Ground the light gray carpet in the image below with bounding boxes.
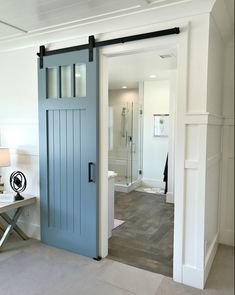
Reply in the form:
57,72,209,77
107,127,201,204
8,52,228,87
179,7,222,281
0,235,234,295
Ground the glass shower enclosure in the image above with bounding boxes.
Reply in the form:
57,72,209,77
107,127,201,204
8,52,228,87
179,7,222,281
108,95,142,191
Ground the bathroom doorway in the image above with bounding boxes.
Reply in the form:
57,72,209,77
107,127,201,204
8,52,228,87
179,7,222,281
107,48,177,276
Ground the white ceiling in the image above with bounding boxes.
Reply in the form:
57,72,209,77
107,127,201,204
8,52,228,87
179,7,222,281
0,0,216,41
108,48,177,89
0,0,233,48
0,0,188,38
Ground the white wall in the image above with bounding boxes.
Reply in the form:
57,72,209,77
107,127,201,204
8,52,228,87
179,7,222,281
219,42,234,246
142,80,169,189
0,47,40,239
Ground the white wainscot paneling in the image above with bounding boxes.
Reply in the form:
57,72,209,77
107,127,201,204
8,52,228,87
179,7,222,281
185,125,199,158
184,169,198,266
185,124,199,168
183,167,207,288
184,123,201,266
204,125,222,255
205,161,220,254
206,125,222,160
224,158,235,234
203,123,222,284
220,124,234,246
183,123,207,289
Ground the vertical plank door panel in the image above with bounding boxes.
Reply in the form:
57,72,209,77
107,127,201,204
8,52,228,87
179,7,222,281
38,49,99,258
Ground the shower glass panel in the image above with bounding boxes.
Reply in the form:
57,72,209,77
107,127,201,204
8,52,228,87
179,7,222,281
131,102,141,183
108,93,141,188
108,102,130,186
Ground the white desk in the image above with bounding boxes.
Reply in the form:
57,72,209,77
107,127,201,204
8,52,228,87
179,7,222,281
0,195,36,248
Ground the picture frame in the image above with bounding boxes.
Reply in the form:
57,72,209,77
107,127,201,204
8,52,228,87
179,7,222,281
153,114,169,137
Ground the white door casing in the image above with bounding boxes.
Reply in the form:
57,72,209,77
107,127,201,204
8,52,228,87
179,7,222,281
99,21,189,284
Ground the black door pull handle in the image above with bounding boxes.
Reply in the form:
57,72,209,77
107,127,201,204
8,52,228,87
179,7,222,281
88,162,95,183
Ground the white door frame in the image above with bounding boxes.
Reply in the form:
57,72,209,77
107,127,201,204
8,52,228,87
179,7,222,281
99,22,189,284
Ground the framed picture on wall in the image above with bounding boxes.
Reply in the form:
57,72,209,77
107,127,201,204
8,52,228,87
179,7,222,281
153,114,169,137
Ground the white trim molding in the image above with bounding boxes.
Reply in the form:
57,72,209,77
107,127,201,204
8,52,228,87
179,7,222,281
184,113,223,125
166,192,174,203
185,160,199,169
184,112,209,125
224,117,234,126
99,20,190,288
182,265,204,289
219,229,234,246
206,153,222,168
204,233,219,285
142,178,165,189
208,114,223,126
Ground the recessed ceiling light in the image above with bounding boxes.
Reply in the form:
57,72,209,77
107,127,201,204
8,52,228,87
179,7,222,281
150,75,156,78
122,86,127,89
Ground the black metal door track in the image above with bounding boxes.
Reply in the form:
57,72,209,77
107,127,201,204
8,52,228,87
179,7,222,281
37,27,180,68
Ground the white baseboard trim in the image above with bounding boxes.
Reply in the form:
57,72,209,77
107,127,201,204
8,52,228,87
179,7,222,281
204,233,219,285
18,221,40,240
219,229,234,246
128,180,141,191
182,265,204,289
142,178,165,189
166,192,174,203
182,234,219,290
114,185,129,193
115,179,142,193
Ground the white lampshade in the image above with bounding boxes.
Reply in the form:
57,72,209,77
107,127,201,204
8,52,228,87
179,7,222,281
0,148,11,167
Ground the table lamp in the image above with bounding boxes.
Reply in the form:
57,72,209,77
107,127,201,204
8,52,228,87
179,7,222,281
0,148,11,194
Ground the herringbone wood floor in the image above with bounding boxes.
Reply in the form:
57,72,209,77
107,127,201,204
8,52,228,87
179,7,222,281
108,190,174,277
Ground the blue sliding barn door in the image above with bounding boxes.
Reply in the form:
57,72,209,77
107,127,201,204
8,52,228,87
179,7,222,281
38,49,99,258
